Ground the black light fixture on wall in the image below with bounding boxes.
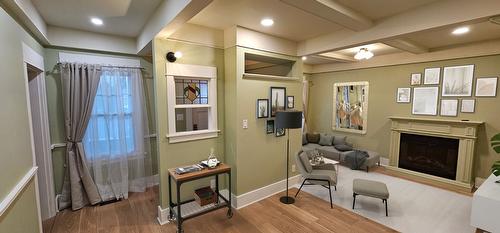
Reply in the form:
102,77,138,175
166,51,183,63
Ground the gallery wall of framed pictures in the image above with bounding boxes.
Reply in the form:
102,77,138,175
396,64,498,117
256,86,296,136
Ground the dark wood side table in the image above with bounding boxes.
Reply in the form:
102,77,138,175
167,163,232,233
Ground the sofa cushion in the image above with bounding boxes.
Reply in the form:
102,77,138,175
302,143,320,152
319,133,333,146
306,133,320,144
302,134,308,145
299,152,313,173
317,146,341,160
334,144,353,152
333,135,347,146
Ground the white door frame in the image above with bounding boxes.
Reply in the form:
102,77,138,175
22,43,56,223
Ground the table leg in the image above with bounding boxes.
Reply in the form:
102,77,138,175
215,174,220,204
176,181,183,233
168,174,173,219
227,171,233,218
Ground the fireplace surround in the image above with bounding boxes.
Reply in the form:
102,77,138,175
388,117,483,191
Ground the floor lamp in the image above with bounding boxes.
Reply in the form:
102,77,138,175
276,110,303,204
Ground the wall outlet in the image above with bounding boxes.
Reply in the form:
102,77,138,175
292,165,296,172
210,179,216,189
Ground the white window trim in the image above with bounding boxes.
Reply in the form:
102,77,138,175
166,63,219,143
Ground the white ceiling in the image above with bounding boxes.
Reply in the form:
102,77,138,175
335,0,440,21
32,0,162,37
188,0,345,41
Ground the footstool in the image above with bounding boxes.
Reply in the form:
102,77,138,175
352,179,390,216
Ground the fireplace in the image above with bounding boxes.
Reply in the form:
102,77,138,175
399,133,459,180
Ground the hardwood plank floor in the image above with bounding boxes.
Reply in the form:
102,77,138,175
44,186,397,233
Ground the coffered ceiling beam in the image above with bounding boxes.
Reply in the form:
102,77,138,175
297,0,500,56
281,0,372,31
317,52,356,62
383,39,428,54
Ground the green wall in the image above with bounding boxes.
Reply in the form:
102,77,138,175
153,38,226,208
308,55,500,179
0,6,41,232
43,48,157,194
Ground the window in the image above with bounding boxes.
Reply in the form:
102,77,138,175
83,68,140,158
166,63,218,143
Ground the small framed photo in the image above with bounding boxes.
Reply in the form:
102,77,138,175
424,67,440,85
266,120,274,134
411,73,422,85
270,87,286,117
256,99,269,118
287,96,294,109
461,99,475,113
396,88,411,103
275,127,285,137
475,77,498,97
440,99,458,117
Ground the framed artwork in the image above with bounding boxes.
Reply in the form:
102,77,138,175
424,67,440,85
275,127,285,137
461,99,476,113
266,120,274,134
412,87,439,115
287,96,294,109
332,82,369,135
440,99,458,116
442,65,474,96
475,77,498,97
270,87,286,117
396,88,411,103
256,99,269,118
410,73,422,85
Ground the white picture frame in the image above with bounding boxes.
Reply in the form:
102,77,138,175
396,88,411,103
475,77,498,97
440,99,458,116
412,87,439,115
461,99,476,113
424,67,440,85
442,65,474,97
410,73,422,86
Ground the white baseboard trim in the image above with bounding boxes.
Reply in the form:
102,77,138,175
220,175,301,210
0,166,38,217
157,205,170,225
380,157,390,166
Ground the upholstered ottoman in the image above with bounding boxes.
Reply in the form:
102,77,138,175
352,179,389,216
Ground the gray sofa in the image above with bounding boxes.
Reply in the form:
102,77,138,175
302,133,380,172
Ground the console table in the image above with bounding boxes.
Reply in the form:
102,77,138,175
168,163,232,233
471,174,500,232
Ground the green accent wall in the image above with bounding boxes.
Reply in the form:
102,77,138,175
0,6,41,232
153,38,226,208
43,48,157,194
308,54,500,179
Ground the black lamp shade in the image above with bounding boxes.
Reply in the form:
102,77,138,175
276,111,303,129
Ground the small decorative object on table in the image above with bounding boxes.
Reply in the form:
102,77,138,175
309,150,324,165
195,186,217,206
207,148,219,169
491,133,500,183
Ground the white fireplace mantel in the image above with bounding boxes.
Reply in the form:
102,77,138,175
388,116,484,191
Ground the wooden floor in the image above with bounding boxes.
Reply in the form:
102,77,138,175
43,186,397,233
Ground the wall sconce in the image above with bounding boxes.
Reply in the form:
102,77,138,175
166,51,183,63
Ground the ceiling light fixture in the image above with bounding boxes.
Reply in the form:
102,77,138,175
301,56,307,61
90,17,103,26
452,26,470,35
260,18,274,27
354,48,374,60
174,51,183,58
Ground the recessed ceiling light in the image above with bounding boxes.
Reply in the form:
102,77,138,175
301,56,307,61
174,51,183,58
91,17,103,26
452,26,469,35
260,18,274,27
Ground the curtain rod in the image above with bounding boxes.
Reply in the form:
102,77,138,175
56,62,145,70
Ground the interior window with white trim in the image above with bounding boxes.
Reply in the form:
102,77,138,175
166,63,218,143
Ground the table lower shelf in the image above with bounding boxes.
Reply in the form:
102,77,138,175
169,195,232,222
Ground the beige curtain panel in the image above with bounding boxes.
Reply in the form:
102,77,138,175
58,63,102,210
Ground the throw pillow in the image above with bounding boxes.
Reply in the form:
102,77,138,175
306,133,320,144
318,133,333,146
299,151,313,173
334,144,353,152
302,134,308,145
333,135,347,146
